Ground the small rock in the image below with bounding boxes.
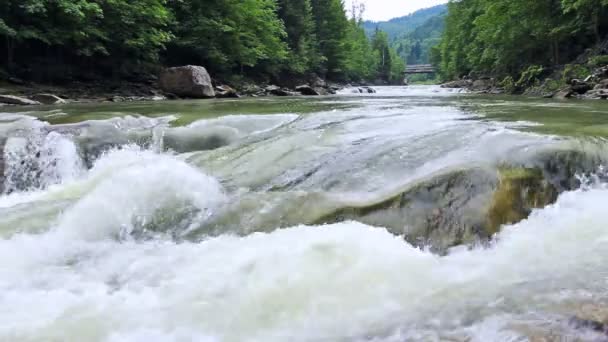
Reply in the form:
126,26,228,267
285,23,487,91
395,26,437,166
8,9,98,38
361,86,376,93
568,317,608,334
7,77,25,85
594,79,608,89
30,94,66,105
584,89,608,99
571,82,592,94
111,96,126,102
0,94,41,105
295,85,320,96
441,79,473,88
215,85,239,98
309,76,326,88
266,86,293,96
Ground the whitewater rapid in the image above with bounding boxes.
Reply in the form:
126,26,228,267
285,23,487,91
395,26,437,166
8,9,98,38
2,86,608,341
0,145,606,341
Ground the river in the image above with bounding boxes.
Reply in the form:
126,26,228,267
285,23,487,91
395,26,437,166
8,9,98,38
1,86,608,341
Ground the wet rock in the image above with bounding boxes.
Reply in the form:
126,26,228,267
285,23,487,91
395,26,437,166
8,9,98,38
310,75,326,88
215,85,239,98
441,79,473,89
584,89,608,99
594,79,608,89
471,79,494,91
554,88,574,99
485,168,558,236
0,95,40,105
30,94,66,105
159,65,215,98
316,165,559,253
570,79,593,94
0,138,4,194
568,317,608,335
361,86,376,93
7,77,25,85
295,85,320,96
266,85,294,96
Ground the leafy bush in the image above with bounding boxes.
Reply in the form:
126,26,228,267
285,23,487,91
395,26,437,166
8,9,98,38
516,65,544,88
562,64,590,81
588,55,608,67
500,76,516,93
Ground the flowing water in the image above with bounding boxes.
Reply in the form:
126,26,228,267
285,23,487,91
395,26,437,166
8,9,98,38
2,86,608,341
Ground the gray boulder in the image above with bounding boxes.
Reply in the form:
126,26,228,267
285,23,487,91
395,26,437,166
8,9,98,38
31,94,66,105
0,95,40,105
159,65,215,98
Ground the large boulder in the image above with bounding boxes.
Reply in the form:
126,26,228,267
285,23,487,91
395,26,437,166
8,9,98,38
159,65,215,98
0,95,40,105
31,94,66,105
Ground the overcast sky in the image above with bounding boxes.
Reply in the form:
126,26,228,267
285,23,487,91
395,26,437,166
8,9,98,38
344,0,449,22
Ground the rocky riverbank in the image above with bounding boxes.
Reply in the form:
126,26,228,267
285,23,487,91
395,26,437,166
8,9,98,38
441,49,608,100
0,65,356,107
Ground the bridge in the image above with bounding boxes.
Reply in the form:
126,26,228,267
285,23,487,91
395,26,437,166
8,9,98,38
404,64,436,74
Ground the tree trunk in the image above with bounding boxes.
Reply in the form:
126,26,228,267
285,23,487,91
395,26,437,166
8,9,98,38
593,12,600,43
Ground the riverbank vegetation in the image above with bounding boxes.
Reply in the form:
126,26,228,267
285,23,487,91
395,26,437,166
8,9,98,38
434,0,608,91
0,0,405,86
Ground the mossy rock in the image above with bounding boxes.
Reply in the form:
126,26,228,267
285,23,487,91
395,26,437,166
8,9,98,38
485,167,558,236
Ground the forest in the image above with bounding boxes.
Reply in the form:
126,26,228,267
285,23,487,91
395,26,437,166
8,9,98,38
0,0,405,85
434,0,608,82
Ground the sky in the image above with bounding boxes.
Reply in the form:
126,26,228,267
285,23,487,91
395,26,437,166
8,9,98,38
344,0,449,22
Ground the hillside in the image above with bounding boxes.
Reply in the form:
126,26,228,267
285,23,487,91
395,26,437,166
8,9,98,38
363,4,447,40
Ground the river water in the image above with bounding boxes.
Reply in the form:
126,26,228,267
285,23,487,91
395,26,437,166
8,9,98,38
2,86,608,341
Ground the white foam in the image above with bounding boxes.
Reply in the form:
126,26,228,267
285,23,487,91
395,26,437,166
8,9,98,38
1,185,608,341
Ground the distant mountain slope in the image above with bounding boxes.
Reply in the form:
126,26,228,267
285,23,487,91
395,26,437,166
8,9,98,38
394,13,446,65
363,4,447,40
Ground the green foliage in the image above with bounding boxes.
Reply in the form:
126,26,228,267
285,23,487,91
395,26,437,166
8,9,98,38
169,0,288,73
435,0,608,81
500,76,516,94
562,64,591,81
0,0,404,83
588,55,608,66
362,5,446,39
516,65,545,88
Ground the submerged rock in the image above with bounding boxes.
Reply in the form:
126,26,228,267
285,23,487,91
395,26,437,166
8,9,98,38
159,65,215,98
0,95,40,106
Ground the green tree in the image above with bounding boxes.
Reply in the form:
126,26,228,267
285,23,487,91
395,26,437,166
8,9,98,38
310,0,349,78
277,0,321,74
167,0,288,74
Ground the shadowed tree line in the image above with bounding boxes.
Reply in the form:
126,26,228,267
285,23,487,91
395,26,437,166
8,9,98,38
0,0,405,84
